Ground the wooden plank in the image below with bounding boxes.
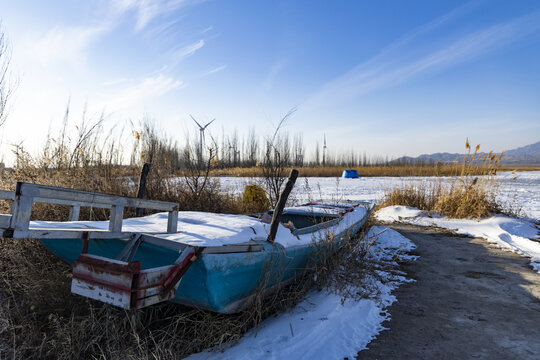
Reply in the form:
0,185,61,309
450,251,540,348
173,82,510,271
135,163,150,217
7,225,262,253
203,243,264,253
0,214,11,228
293,217,341,236
34,197,111,209
140,234,188,251
71,253,138,309
138,265,174,289
116,234,143,262
10,229,133,239
133,287,177,309
76,253,134,266
267,169,299,243
71,278,131,309
0,190,14,201
3,183,180,240
68,205,80,221
73,261,134,289
140,234,264,253
109,205,124,232
10,195,33,231
17,182,178,211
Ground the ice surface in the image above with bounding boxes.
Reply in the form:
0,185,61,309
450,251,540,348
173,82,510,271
218,171,540,219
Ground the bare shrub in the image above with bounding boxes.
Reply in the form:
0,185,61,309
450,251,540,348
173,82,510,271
312,218,380,301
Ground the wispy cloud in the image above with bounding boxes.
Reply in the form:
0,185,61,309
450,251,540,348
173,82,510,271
111,0,202,31
199,64,227,77
171,39,205,64
146,17,185,42
34,24,110,67
105,74,183,111
200,25,213,34
306,9,540,108
102,77,130,86
31,1,207,70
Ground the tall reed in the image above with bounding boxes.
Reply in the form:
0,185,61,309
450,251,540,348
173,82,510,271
381,140,518,218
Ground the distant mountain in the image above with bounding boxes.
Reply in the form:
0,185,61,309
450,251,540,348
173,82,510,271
501,141,540,164
393,141,540,166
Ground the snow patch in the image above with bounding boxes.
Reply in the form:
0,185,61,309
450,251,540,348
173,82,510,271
376,205,540,272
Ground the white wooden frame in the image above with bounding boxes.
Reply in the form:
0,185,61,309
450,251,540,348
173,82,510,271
0,182,179,239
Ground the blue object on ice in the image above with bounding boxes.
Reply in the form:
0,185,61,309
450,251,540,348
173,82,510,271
342,169,359,178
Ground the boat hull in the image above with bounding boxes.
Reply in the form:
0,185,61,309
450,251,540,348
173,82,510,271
40,206,370,313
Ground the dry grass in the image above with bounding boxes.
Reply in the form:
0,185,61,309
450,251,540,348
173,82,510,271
209,163,532,178
380,141,520,218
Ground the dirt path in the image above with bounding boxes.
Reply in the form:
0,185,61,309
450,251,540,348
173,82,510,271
357,224,540,360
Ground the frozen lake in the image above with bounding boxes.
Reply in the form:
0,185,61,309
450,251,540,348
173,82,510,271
217,171,540,219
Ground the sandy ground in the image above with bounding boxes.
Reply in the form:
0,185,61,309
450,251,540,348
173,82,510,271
357,224,540,360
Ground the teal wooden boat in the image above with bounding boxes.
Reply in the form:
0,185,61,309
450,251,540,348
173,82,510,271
0,182,373,314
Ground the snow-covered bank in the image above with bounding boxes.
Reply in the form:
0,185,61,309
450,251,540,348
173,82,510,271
188,226,416,360
376,205,540,272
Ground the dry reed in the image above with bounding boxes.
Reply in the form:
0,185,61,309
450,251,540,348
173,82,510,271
381,140,520,219
209,164,533,178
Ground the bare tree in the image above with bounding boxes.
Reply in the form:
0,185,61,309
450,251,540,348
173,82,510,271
0,23,16,127
246,127,258,167
181,135,217,209
314,140,320,166
292,133,304,167
261,108,296,207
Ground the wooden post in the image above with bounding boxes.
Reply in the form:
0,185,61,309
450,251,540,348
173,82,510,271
267,169,299,244
135,163,151,217
68,205,81,221
109,205,125,232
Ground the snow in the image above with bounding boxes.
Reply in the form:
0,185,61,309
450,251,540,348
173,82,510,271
376,205,540,272
188,226,416,360
30,204,369,249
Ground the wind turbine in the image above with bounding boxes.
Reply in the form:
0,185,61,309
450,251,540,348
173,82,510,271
322,133,327,166
190,115,215,164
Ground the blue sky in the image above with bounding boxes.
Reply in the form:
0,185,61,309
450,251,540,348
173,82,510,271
1,0,539,164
